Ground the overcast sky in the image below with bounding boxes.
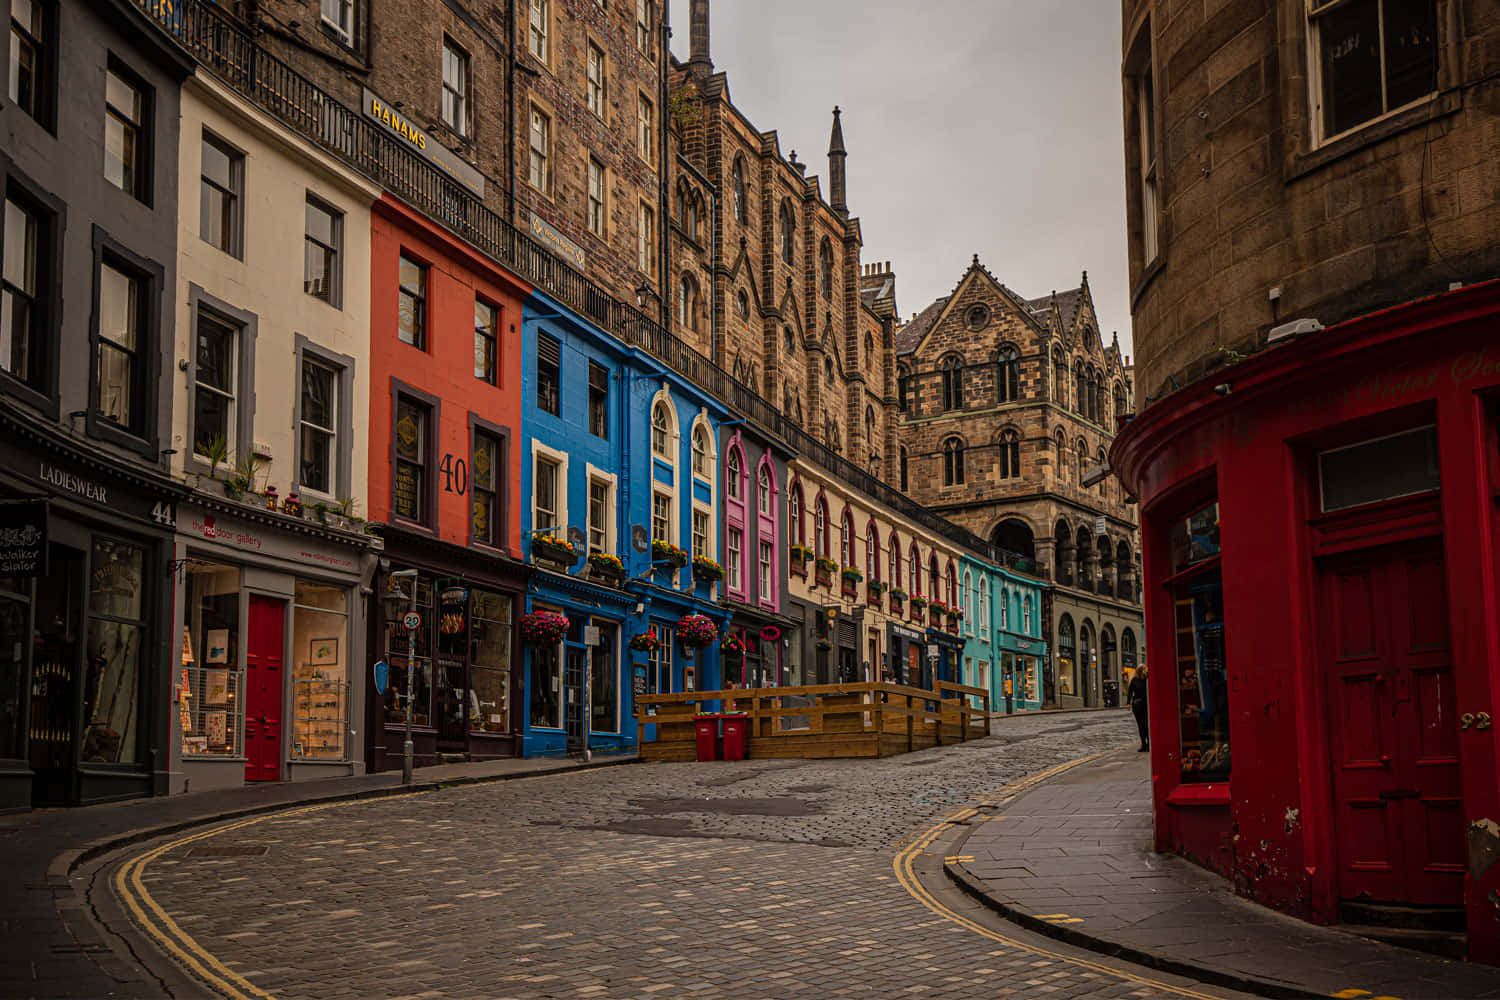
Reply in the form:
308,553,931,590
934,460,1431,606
667,0,1133,358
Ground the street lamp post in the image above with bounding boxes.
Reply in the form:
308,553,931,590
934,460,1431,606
387,568,421,785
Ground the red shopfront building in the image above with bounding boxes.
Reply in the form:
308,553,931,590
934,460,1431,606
1111,281,1500,964
366,195,530,770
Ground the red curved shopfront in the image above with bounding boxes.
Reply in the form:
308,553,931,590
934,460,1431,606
1111,280,1500,965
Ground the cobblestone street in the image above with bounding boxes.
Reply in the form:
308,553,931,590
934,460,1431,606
102,713,1255,999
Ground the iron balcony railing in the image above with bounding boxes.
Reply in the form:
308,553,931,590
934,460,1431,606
135,0,1017,567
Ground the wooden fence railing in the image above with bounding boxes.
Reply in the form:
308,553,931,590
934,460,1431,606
635,682,991,762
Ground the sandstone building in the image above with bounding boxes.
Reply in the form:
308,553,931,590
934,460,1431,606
898,260,1142,708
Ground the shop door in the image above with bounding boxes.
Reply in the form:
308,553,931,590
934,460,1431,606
564,646,587,753
434,658,467,751
30,545,83,806
1321,541,1464,906
244,597,285,782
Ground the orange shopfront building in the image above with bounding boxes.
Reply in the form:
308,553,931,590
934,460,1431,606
365,195,530,770
1112,282,1500,964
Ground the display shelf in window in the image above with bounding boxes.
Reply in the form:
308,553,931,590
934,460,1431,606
293,674,347,760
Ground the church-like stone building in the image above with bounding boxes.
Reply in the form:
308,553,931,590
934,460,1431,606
896,259,1143,708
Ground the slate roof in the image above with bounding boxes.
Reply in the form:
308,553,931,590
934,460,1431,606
894,295,949,354
1025,286,1084,334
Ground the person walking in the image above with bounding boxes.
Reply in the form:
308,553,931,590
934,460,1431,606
1127,666,1149,752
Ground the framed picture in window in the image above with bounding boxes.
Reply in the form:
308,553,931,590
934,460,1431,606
205,669,229,705
310,637,340,666
206,711,228,746
206,628,230,664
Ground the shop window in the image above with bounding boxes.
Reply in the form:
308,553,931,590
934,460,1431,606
84,538,146,763
529,616,563,730
591,623,618,734
181,561,241,758
384,576,433,727
648,631,672,698
104,63,151,203
199,131,242,257
588,362,609,438
469,589,513,734
393,396,431,524
1057,614,1076,698
1168,501,1230,783
1319,424,1439,512
397,253,426,350
471,428,505,547
304,195,343,306
1313,0,1437,141
474,299,498,385
537,333,560,415
291,581,348,760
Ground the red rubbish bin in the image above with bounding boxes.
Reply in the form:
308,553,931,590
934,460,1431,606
694,714,722,762
722,714,749,761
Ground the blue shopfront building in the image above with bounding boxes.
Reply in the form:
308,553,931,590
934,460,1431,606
961,557,1048,713
519,289,728,757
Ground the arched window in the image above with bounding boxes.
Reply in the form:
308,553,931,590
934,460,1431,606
725,446,741,499
1095,448,1108,493
682,189,699,242
1000,586,1010,629
1113,382,1127,428
963,570,974,627
788,481,803,546
928,555,939,601
947,562,958,608
815,496,829,558
941,355,963,411
909,544,921,596
757,465,772,515
1023,595,1032,634
978,576,990,633
1077,439,1088,487
736,288,750,320
899,446,909,492
1074,362,1086,416
678,273,699,332
942,437,965,487
784,326,795,355
692,424,712,479
1052,347,1066,404
897,365,911,412
998,429,1020,480
865,331,874,360
824,356,834,382
997,346,1020,403
731,156,747,223
864,405,876,449
651,400,671,457
889,531,901,588
867,526,880,581
779,202,794,264
819,239,834,299
840,510,853,566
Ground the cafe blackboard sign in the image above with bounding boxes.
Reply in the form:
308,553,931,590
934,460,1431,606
0,499,47,579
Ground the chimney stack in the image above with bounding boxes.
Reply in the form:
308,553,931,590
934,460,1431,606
828,107,847,217
689,0,712,76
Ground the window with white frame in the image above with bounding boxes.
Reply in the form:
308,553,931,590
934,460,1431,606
1000,587,1009,630
757,466,772,515
441,38,468,136
652,489,672,544
726,526,742,587
840,513,853,567
909,548,920,595
963,571,975,634
651,401,671,457
637,93,654,164
321,0,353,40
726,448,742,500
638,201,655,276
691,506,711,560
529,106,550,192
534,454,561,532
587,42,606,117
888,536,899,589
635,0,652,53
866,528,878,581
1023,595,1032,635
587,476,612,554
529,0,548,61
587,157,606,236
193,308,238,461
758,540,773,596
1311,0,1437,141
978,577,990,636
1136,61,1158,263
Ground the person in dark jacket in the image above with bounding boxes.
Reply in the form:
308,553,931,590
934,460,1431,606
1127,666,1149,751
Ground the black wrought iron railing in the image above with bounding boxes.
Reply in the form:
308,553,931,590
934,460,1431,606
135,0,1020,567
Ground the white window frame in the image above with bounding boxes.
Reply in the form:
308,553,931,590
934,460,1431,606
530,439,570,535
963,570,975,637
725,523,742,589
585,464,616,555
1022,595,1032,636
587,157,606,237
586,42,606,117
297,354,339,500
978,576,990,638
638,201,655,276
1000,586,1009,631
1136,67,1158,264
635,0,652,54
1307,0,1441,147
529,105,550,193
652,487,674,545
637,93,654,164
321,0,353,41
529,0,549,62
758,539,773,597
441,38,468,137
651,400,673,459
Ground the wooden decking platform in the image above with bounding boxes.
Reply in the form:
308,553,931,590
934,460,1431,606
636,681,991,762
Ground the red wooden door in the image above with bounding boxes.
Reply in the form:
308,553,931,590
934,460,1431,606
244,596,286,782
1321,541,1464,905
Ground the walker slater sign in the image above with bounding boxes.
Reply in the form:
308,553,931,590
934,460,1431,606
0,500,47,579
361,88,486,196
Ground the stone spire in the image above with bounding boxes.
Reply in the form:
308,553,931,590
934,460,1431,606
828,107,847,217
688,0,712,76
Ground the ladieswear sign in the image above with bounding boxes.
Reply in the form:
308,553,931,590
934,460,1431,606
0,499,47,578
362,89,486,197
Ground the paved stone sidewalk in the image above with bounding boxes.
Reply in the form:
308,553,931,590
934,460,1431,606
951,751,1500,1000
0,752,636,999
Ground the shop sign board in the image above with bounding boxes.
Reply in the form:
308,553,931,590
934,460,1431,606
632,665,647,700
361,88,486,196
0,499,47,578
528,214,587,271
0,434,172,527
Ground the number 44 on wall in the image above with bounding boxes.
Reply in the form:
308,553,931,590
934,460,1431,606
151,502,176,527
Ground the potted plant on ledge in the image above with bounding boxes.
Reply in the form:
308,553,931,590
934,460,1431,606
814,557,837,588
909,595,928,622
888,586,907,613
840,566,863,597
867,578,888,606
532,531,580,568
692,555,725,585
587,552,628,585
789,543,813,576
652,539,690,569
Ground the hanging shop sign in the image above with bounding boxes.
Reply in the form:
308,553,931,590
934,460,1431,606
372,659,389,696
0,499,47,578
361,88,486,196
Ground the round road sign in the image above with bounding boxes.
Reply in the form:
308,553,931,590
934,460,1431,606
402,611,421,631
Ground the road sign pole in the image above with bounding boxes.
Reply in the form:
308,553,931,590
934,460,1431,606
403,587,417,785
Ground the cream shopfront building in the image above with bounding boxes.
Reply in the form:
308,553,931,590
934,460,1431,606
170,499,377,792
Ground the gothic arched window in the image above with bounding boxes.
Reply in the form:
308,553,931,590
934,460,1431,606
940,355,963,411
678,273,699,332
779,201,795,264
998,429,1020,479
997,346,1020,404
731,156,747,223
942,437,965,487
819,239,834,299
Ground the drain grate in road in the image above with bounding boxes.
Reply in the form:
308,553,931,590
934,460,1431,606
186,844,269,858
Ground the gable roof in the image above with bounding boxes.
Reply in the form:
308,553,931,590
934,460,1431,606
894,295,949,354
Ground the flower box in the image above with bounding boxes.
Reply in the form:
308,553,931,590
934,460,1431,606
888,588,906,613
587,552,628,585
692,556,724,583
652,540,690,568
532,533,580,567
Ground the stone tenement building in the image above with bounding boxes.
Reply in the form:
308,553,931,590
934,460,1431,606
897,260,1141,708
247,0,899,471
